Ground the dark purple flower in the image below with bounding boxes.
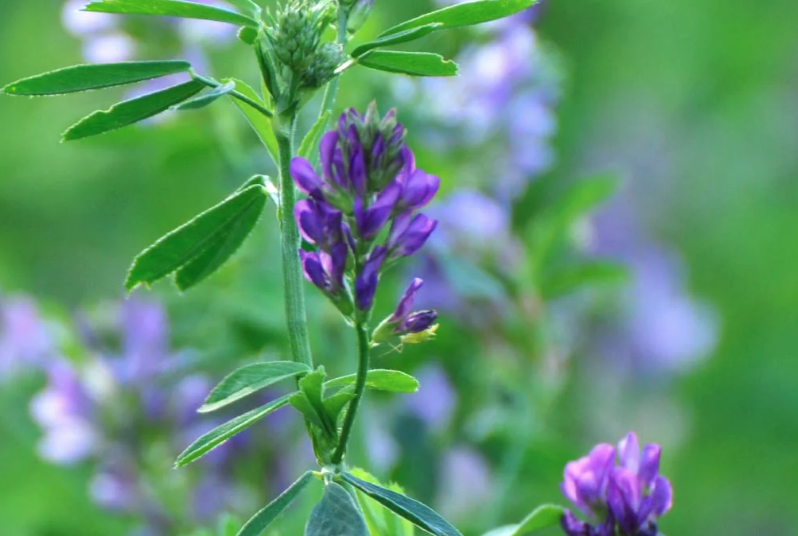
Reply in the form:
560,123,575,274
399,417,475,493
390,278,424,322
355,181,400,240
355,246,387,310
291,158,326,199
295,199,346,254
388,213,438,258
296,106,440,316
561,433,672,536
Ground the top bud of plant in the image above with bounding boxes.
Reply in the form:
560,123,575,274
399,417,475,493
267,1,334,72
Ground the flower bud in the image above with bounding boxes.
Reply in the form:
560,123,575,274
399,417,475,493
301,43,346,90
267,1,332,72
343,0,374,34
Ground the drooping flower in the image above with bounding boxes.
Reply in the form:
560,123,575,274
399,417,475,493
291,104,441,334
372,278,438,343
560,432,673,536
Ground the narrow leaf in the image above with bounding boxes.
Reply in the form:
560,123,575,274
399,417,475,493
359,51,458,77
298,110,332,160
63,79,204,140
229,78,279,164
381,0,537,37
176,393,292,467
174,189,266,290
220,0,261,19
237,472,315,536
509,505,566,536
349,469,415,536
176,80,236,110
125,183,267,291
199,362,310,413
343,473,463,536
351,23,442,58
324,370,419,394
84,0,258,27
305,483,369,536
2,60,191,96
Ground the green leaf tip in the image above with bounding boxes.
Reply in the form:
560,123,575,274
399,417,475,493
84,0,259,28
343,473,463,536
359,51,459,77
62,79,205,141
2,60,193,96
125,181,267,293
381,0,538,37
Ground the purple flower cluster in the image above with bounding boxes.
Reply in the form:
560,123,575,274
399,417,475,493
561,432,673,536
291,105,440,338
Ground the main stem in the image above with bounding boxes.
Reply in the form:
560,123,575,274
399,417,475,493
276,110,313,368
332,321,370,464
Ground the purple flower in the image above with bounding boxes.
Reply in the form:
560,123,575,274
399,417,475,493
560,433,673,536
294,106,440,318
388,213,438,258
355,246,387,311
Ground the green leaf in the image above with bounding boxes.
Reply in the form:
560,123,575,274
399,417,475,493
358,51,458,77
218,514,240,536
351,24,443,59
323,390,355,425
349,469,415,536
381,0,537,37
173,189,267,290
298,110,332,160
175,80,236,110
305,483,369,536
199,361,311,413
297,367,336,435
238,472,315,536
506,505,567,536
84,0,258,27
229,78,279,164
540,262,628,300
125,183,267,291
176,393,292,467
63,79,204,140
324,370,419,394
1,60,191,96
289,392,326,429
342,473,463,536
220,0,261,19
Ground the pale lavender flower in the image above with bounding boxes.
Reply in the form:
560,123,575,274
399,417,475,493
438,447,493,520
0,293,58,376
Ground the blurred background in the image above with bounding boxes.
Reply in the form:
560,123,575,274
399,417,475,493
1,0,797,535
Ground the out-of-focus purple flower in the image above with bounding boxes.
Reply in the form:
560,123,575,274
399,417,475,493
292,105,440,324
588,198,718,373
30,360,99,464
405,364,457,430
0,293,58,376
560,432,672,536
438,447,493,520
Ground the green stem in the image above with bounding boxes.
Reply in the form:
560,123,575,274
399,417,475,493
192,73,273,117
312,6,349,162
332,321,370,464
275,110,313,368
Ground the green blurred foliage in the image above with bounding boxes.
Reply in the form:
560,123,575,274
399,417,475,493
1,0,797,535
